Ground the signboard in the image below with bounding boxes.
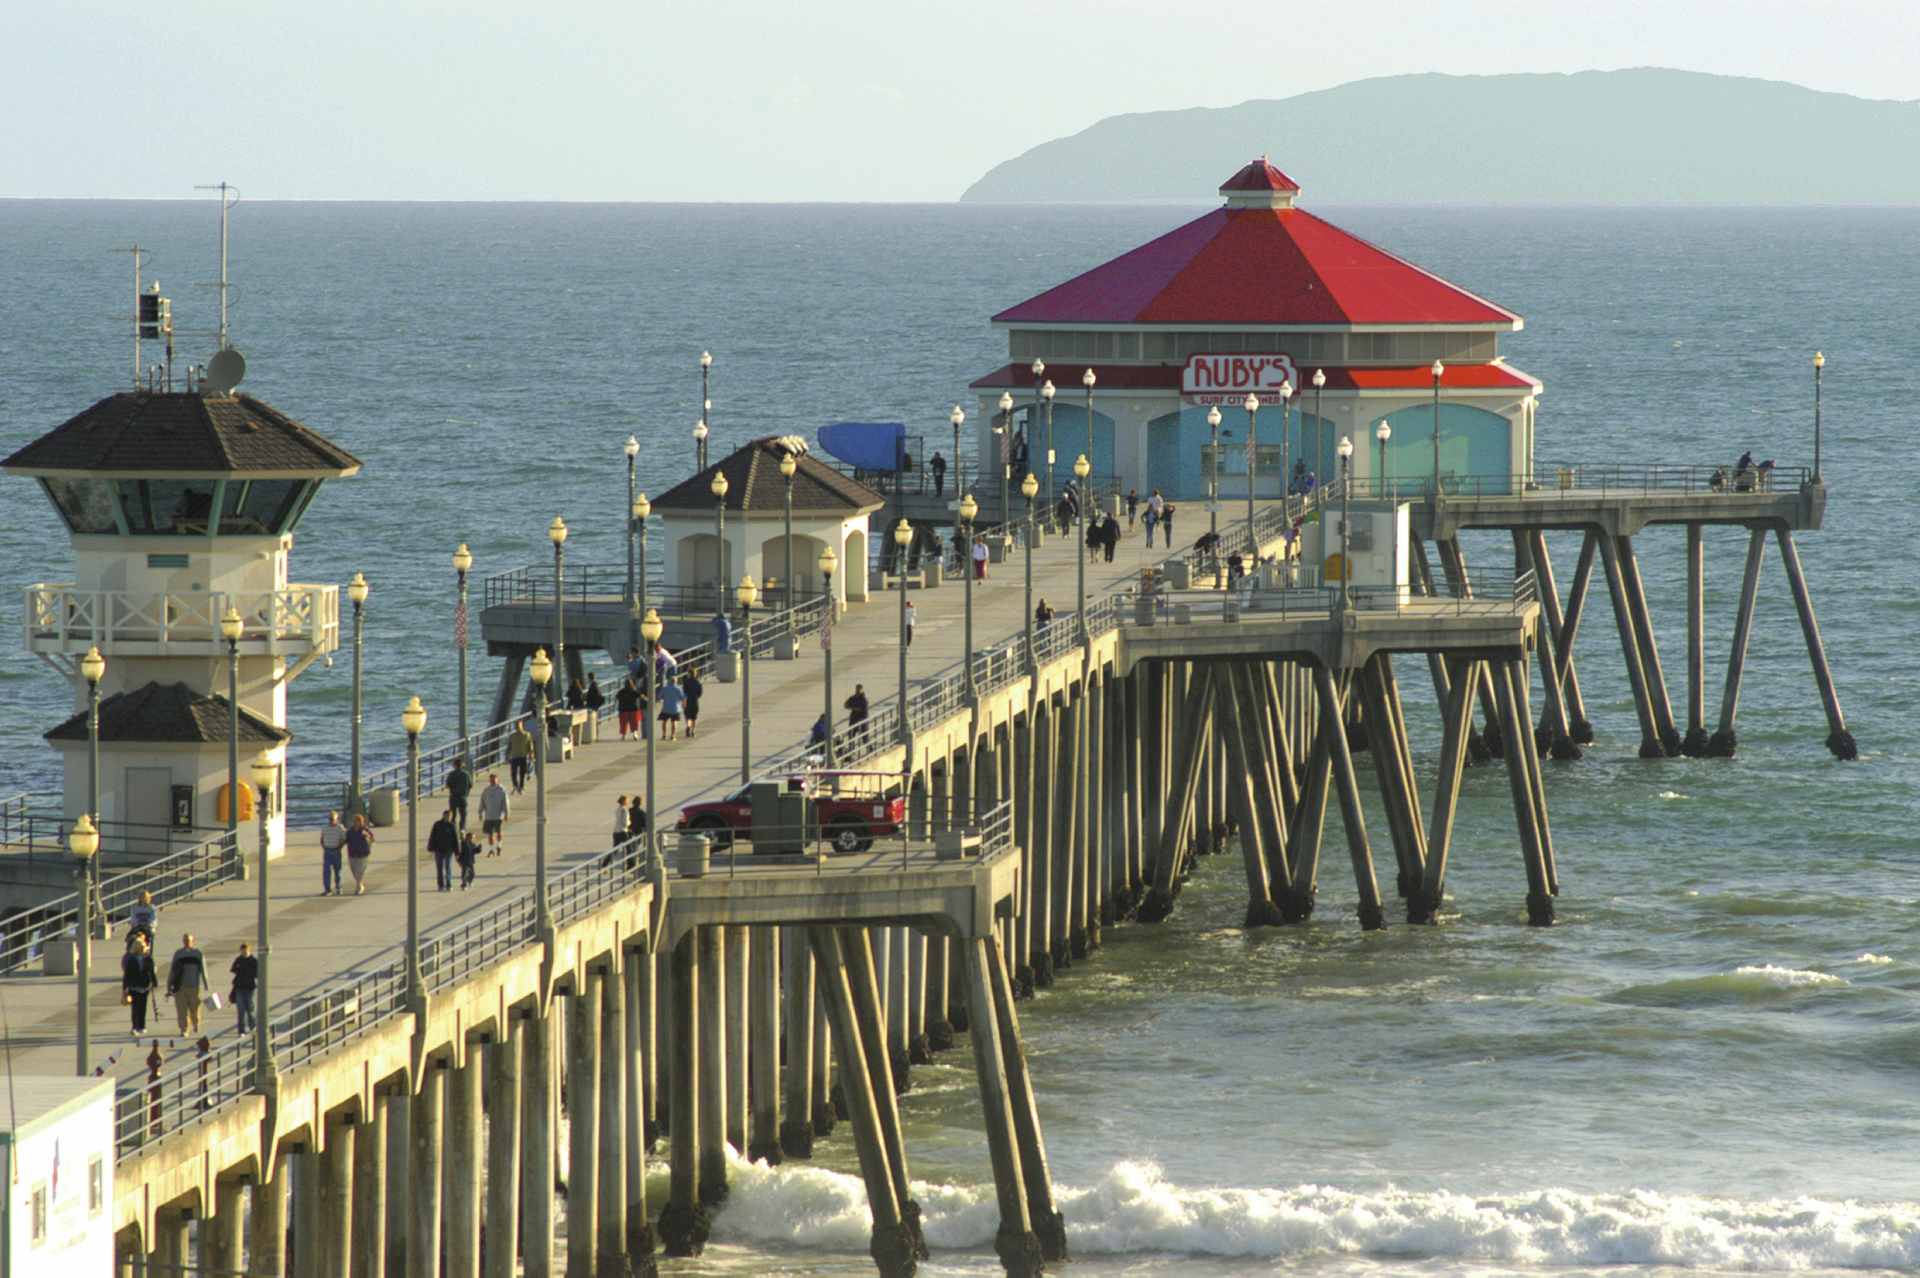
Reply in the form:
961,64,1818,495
1181,352,1299,404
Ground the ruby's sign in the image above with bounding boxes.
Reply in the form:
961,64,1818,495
1181,352,1299,403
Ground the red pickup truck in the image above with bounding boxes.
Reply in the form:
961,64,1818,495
676,772,907,854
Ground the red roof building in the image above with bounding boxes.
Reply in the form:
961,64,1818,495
968,159,1541,503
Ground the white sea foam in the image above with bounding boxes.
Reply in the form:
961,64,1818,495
703,1158,1920,1269
1850,954,1893,966
1732,964,1847,988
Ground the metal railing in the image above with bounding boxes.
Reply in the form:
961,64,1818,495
115,1036,256,1153
23,584,339,653
1337,463,1812,501
1,830,240,974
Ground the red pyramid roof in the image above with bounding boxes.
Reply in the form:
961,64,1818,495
1219,157,1299,194
992,205,1520,329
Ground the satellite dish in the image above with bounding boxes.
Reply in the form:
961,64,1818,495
206,348,246,395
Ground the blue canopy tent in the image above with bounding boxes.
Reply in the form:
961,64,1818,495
817,422,906,472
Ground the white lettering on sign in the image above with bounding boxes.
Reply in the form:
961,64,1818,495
1181,352,1299,402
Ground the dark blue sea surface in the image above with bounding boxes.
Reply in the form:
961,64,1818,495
3,200,1918,1274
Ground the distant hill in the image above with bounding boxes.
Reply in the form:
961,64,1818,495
959,69,1920,204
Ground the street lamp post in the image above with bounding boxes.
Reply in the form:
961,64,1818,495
633,493,651,658
699,351,713,471
625,435,641,655
1337,436,1354,613
642,610,663,870
81,646,105,929
1074,454,1091,645
549,517,568,705
1430,359,1444,493
222,606,243,846
1021,474,1039,671
1031,359,1046,494
694,418,709,476
1813,351,1826,483
781,450,798,637
1082,369,1096,502
1207,407,1223,587
1243,392,1260,553
453,546,472,747
959,494,978,703
1042,381,1056,497
950,405,964,501
711,472,730,622
738,575,758,785
69,815,98,1075
403,697,426,1006
998,392,1015,527
818,548,838,768
1376,419,1392,498
529,649,554,934
1312,368,1326,490
893,522,913,752
249,752,279,1087
1279,379,1293,503
347,574,368,819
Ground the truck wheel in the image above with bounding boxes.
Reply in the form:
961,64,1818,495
826,813,871,854
689,813,733,850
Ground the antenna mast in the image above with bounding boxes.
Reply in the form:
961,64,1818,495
194,182,241,350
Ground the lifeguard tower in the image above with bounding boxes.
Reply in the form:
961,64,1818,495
5,342,361,863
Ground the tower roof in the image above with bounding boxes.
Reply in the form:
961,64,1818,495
992,161,1520,329
44,682,292,746
3,390,363,479
652,436,885,515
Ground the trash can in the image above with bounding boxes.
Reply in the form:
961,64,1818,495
715,651,741,683
1558,467,1575,490
677,832,711,878
1134,597,1157,626
368,787,400,828
1166,559,1191,590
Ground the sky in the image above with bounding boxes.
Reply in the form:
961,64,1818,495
5,0,1916,203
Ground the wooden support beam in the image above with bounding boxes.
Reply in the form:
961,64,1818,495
658,933,708,1257
807,928,917,1278
986,935,1068,1265
1710,528,1768,757
1595,531,1667,758
1683,523,1708,756
1493,659,1556,925
840,929,929,1265
960,937,1043,1278
1616,534,1682,755
1774,529,1858,760
1518,531,1580,759
1313,666,1385,930
1413,657,1478,923
1215,664,1280,926
1140,663,1215,922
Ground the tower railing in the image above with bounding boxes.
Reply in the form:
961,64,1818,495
22,584,340,654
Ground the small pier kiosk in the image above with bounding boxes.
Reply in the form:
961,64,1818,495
5,365,361,864
970,158,1541,504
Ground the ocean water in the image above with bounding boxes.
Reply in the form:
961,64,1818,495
4,199,1919,1275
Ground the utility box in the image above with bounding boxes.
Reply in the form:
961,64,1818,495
1,1077,114,1274
750,781,813,855
1300,502,1411,602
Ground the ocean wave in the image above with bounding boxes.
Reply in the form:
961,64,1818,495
702,1158,1920,1269
1608,965,1849,1008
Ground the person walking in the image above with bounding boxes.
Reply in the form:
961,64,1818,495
615,677,642,741
845,684,869,726
682,667,703,738
456,826,479,889
345,814,375,894
904,601,917,648
613,797,631,850
628,793,647,843
658,677,686,740
973,536,989,581
1126,488,1139,529
477,773,510,856
1035,598,1055,628
428,807,460,891
127,888,158,949
121,933,157,1038
319,811,347,895
931,451,947,496
230,942,258,1035
506,718,535,793
446,756,473,828
1085,515,1103,564
167,933,208,1036
1102,512,1121,562
1143,496,1160,548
